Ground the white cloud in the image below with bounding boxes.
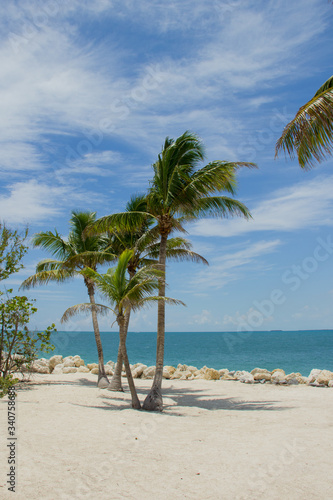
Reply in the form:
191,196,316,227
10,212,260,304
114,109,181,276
192,239,281,289
191,175,333,238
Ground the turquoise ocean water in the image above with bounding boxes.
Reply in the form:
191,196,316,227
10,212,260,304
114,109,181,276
45,330,333,376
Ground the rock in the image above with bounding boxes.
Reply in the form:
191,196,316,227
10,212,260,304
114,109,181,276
285,373,299,385
219,369,229,377
239,372,254,384
179,370,193,380
203,368,220,380
177,364,189,372
221,374,235,381
316,370,333,386
233,371,247,380
271,368,286,376
187,366,198,374
163,366,176,379
132,364,147,379
271,371,286,384
142,366,156,379
253,372,271,382
52,363,64,374
90,368,99,375
63,367,78,374
308,369,322,384
104,365,114,376
87,363,98,371
48,355,63,372
328,380,333,387
77,366,90,373
228,371,235,376
63,357,75,367
251,368,272,376
106,360,115,368
73,355,85,367
170,369,182,379
31,359,50,374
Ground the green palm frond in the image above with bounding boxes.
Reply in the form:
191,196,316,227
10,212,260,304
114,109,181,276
275,75,333,168
32,230,70,261
20,268,73,289
182,195,251,220
130,296,186,312
61,302,112,323
84,211,155,238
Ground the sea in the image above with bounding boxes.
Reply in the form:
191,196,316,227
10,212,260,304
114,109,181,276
44,330,333,376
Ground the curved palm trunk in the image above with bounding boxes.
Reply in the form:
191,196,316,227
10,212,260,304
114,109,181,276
108,307,131,392
143,233,167,411
85,279,109,388
117,314,141,409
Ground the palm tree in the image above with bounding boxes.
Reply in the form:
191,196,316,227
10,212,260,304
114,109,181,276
275,75,333,168
61,249,184,409
20,211,117,388
105,195,208,392
85,131,255,410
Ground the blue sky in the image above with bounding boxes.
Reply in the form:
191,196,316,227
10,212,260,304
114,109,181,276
1,0,333,333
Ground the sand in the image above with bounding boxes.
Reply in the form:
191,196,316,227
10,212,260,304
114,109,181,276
0,373,332,500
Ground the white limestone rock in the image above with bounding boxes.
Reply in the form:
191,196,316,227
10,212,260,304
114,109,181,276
203,368,220,380
271,371,286,384
90,368,99,375
63,367,78,374
104,365,114,376
73,355,85,367
316,370,333,386
239,372,254,384
52,363,65,374
308,369,322,384
142,366,156,379
163,366,176,379
251,368,272,381
63,357,75,368
132,364,147,379
87,363,98,371
219,369,229,378
328,380,333,387
106,360,115,368
77,366,90,373
48,355,63,372
285,373,299,385
31,358,50,374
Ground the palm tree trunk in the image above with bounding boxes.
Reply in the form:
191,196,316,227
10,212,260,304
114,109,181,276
142,233,167,411
85,279,109,388
108,307,131,392
117,314,141,409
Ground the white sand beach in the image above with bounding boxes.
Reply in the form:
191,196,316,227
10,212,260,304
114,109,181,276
1,373,333,500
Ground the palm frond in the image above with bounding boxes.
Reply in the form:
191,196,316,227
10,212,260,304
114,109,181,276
84,211,155,238
20,269,73,289
32,230,70,260
130,295,186,312
275,76,333,168
61,302,112,323
181,196,251,220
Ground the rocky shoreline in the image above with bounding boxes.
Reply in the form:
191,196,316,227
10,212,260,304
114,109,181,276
26,355,333,387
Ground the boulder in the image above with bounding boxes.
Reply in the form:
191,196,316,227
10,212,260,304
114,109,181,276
187,366,198,374
316,370,333,386
31,359,50,374
271,368,286,376
48,355,63,372
170,369,182,379
239,372,254,384
52,363,64,374
221,374,235,381
77,366,90,373
328,380,333,388
63,367,78,374
203,368,220,381
106,360,115,368
271,371,286,384
132,364,147,379
219,369,229,377
63,357,75,368
285,373,299,385
90,368,99,375
253,371,271,382
251,368,272,376
163,366,176,379
233,371,247,380
87,363,98,371
142,366,156,379
104,365,114,376
179,370,194,380
73,355,85,367
177,364,189,372
308,369,322,384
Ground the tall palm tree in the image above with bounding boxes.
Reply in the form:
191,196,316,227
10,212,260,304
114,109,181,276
275,75,333,168
20,211,117,388
85,131,255,410
61,249,184,409
106,195,208,392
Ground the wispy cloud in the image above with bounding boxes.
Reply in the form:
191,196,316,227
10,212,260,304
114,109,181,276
191,239,281,289
191,175,333,238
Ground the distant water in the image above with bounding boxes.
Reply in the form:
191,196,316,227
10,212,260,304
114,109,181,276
42,330,333,376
